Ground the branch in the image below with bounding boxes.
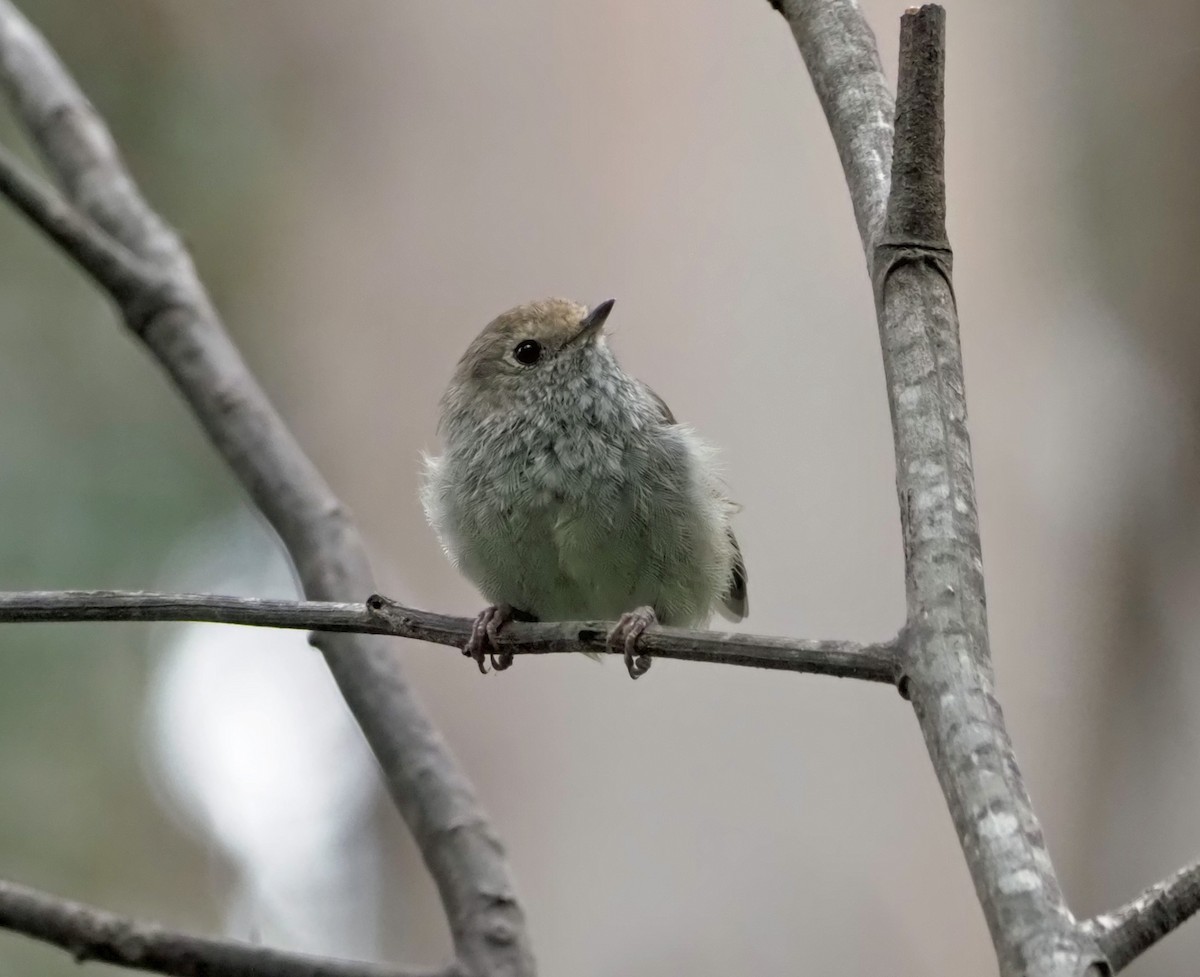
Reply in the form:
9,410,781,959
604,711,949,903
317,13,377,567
771,0,894,257
1085,859,1200,972
774,4,1109,974
875,10,1104,976
0,591,901,682
0,879,453,977
0,4,533,974
0,142,158,307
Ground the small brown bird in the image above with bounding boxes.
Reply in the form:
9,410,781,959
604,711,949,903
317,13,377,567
422,298,747,678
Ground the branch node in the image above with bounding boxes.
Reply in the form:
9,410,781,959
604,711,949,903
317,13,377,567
871,239,955,307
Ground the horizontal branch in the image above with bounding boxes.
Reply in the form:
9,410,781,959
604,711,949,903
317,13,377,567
0,590,900,682
1085,858,1200,972
0,878,453,977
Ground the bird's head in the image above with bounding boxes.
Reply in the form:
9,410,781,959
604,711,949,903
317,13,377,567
444,298,617,417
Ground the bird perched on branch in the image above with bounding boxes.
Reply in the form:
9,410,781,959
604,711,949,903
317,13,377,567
422,298,747,679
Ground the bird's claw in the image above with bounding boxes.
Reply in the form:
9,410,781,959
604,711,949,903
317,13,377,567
488,610,514,672
464,604,517,673
608,605,657,679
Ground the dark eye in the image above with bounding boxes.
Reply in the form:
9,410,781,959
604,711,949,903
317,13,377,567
513,339,543,365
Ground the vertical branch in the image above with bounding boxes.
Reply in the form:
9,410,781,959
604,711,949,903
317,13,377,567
771,0,1122,972
875,8,1104,976
0,4,533,976
882,8,945,246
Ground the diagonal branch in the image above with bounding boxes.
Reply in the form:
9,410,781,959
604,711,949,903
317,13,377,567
0,3,534,975
0,879,454,977
0,142,157,305
773,0,894,258
0,590,902,682
1085,859,1200,972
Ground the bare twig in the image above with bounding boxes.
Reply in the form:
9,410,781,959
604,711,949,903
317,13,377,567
0,590,901,682
0,3,534,974
0,879,454,977
1085,859,1200,972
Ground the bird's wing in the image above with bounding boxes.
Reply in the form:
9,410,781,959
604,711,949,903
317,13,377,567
642,382,748,622
718,529,749,622
643,383,677,425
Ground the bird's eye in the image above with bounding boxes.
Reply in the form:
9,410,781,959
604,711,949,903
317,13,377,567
513,339,543,366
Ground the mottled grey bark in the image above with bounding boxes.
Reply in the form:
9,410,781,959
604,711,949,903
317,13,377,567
775,0,893,258
0,4,533,976
0,590,901,681
776,3,1109,975
873,12,1104,977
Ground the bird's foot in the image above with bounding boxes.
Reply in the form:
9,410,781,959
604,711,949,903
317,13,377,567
608,605,657,680
464,604,514,673
464,604,536,673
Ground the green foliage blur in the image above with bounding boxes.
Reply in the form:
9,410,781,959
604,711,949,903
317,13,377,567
0,2,285,971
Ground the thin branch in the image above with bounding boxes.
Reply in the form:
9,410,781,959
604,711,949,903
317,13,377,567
0,3,534,974
0,879,454,977
1085,859,1200,972
0,590,901,682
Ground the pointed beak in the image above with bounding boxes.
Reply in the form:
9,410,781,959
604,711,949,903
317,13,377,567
568,299,615,347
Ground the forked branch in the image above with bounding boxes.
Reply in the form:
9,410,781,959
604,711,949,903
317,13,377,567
878,9,1102,975
773,3,1103,975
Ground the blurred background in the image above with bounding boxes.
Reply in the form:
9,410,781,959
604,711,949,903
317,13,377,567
0,1,1197,974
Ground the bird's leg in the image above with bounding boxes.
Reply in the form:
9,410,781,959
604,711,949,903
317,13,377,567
463,604,536,673
464,604,511,674
608,605,658,679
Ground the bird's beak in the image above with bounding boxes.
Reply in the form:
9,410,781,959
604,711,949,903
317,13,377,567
568,299,615,347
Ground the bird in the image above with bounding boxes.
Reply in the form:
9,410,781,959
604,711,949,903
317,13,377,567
421,298,747,679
